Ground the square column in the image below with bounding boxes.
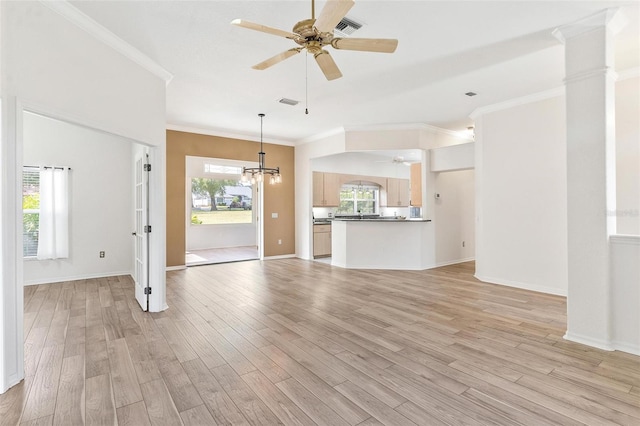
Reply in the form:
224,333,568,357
553,9,626,350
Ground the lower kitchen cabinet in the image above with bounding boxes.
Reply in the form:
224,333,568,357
313,224,332,258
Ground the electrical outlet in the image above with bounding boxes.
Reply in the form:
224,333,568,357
278,239,282,245
99,251,105,258
462,241,465,248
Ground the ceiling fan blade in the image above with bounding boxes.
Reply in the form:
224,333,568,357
231,19,298,39
252,48,302,70
314,0,355,34
331,37,398,53
314,50,342,81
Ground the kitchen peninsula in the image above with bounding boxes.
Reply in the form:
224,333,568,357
331,217,434,270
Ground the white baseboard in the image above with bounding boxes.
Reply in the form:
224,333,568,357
24,270,133,286
1,374,23,394
264,254,296,260
474,274,567,296
611,340,640,356
434,257,475,268
166,265,187,271
564,332,640,355
564,332,614,352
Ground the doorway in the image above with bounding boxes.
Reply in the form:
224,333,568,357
185,156,259,266
21,111,152,313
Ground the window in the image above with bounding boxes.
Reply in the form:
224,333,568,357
191,178,253,225
23,168,40,257
337,184,379,215
204,164,243,175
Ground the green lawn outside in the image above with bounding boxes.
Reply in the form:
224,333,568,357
191,209,252,225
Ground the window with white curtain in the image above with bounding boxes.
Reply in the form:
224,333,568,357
22,166,70,260
38,167,70,259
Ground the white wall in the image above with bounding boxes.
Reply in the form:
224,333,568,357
312,151,411,179
23,113,134,284
431,143,475,172
610,236,640,355
475,96,568,295
615,76,640,235
1,1,168,392
4,2,166,145
188,226,256,251
295,130,346,259
434,170,476,266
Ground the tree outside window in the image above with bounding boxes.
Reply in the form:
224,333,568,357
23,168,40,257
191,178,253,225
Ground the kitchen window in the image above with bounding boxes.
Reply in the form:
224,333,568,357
337,183,379,215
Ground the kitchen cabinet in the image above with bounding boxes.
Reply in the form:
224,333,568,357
313,172,341,206
313,224,332,257
384,178,410,207
410,163,422,206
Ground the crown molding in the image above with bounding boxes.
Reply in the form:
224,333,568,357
470,65,639,120
166,123,295,147
298,127,345,145
552,7,627,44
470,86,565,120
40,0,173,85
344,122,426,132
342,122,467,138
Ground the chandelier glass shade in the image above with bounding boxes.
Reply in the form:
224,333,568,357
240,113,282,185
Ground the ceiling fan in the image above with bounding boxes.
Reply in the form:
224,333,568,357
231,0,398,81
374,155,418,166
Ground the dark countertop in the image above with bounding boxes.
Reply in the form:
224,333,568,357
333,218,431,222
315,217,431,223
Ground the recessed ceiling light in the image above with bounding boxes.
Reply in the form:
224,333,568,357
465,92,477,97
278,98,299,106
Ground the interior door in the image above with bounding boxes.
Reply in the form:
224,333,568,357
255,182,263,259
133,151,150,311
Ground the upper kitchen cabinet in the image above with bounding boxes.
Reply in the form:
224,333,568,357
384,178,410,207
313,172,341,206
410,163,422,207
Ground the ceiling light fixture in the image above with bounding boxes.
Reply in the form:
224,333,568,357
241,114,282,185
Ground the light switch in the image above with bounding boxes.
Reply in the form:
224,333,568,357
271,212,278,218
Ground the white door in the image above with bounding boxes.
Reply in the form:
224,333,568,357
256,182,263,259
133,151,150,311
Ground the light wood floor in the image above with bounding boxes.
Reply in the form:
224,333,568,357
2,260,639,425
186,246,259,266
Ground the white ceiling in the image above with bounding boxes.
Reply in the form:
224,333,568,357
70,0,639,144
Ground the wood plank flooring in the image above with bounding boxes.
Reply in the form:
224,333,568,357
185,247,259,266
2,260,639,425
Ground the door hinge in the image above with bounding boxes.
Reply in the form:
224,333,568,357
144,164,151,172
144,287,152,295
144,225,152,233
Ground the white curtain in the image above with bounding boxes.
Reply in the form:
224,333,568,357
37,167,70,260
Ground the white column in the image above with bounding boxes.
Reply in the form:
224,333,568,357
553,9,626,350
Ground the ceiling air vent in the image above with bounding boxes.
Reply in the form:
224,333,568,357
334,16,363,37
278,98,299,106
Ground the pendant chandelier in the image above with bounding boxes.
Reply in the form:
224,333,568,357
241,113,282,185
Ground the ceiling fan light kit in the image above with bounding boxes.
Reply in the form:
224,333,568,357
231,0,398,81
